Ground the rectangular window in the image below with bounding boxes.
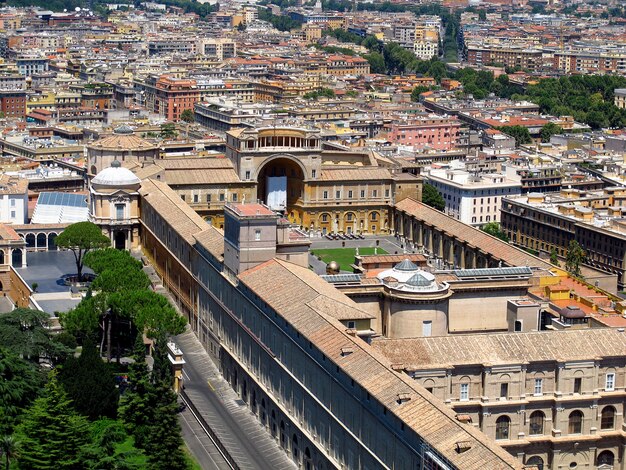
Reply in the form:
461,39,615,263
348,190,353,198
311,169,316,178
10,199,15,207
115,204,124,220
193,194,198,203
219,193,225,202
360,190,365,198
245,170,251,180
534,378,543,396
10,210,15,219
385,189,390,198
500,383,508,399
255,230,261,241
336,190,341,199
460,383,469,401
206,194,211,202
232,193,238,202
323,191,328,199
422,321,432,337
372,190,378,197
606,373,615,391
574,377,582,394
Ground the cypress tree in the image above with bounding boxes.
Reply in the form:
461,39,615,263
17,373,91,469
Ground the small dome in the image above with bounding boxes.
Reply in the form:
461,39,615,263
114,125,134,135
406,271,435,287
92,163,141,187
394,259,418,271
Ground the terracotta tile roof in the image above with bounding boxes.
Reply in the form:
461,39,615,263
193,227,224,262
318,168,392,182
164,169,242,185
395,198,552,269
229,203,275,217
156,157,231,170
372,329,626,370
238,259,521,469
139,178,209,244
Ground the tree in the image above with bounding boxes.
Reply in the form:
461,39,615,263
78,419,147,470
0,308,69,362
0,435,19,470
550,248,560,267
481,222,508,242
540,122,563,143
180,109,195,123
565,240,586,278
411,85,430,102
363,52,386,74
495,125,532,146
55,222,110,282
421,183,445,211
160,123,178,139
478,9,486,20
58,339,119,420
16,373,91,470
0,348,44,436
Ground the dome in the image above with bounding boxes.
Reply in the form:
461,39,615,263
326,261,340,275
406,272,434,287
394,259,418,271
92,162,141,187
114,125,134,135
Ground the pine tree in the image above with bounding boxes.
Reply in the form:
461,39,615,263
16,373,91,469
58,339,119,420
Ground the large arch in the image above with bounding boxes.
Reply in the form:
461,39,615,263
11,249,23,268
48,232,58,251
25,233,35,249
256,155,306,214
36,233,46,249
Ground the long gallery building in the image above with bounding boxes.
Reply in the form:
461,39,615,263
136,175,521,469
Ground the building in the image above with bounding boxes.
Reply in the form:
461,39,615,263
0,174,28,224
225,126,422,235
135,176,521,469
0,73,26,118
86,125,159,175
425,167,522,226
615,89,626,110
89,160,141,250
155,75,200,121
197,38,236,61
387,115,461,151
372,329,626,470
501,189,626,289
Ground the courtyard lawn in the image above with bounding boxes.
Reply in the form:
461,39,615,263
311,247,387,272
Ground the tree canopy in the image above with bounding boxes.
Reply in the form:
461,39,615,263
17,373,92,470
481,222,509,242
55,222,110,281
565,240,586,278
422,183,445,211
180,109,195,123
540,122,564,143
495,126,532,146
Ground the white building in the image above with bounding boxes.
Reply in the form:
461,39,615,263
413,39,438,60
0,174,28,225
425,165,522,227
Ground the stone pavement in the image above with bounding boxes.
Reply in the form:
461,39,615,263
175,328,296,470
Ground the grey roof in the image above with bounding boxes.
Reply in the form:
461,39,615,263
453,266,532,278
394,259,418,272
320,273,362,284
406,272,432,287
114,124,134,135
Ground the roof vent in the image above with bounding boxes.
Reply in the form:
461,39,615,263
397,393,411,404
390,363,405,371
340,347,354,356
455,440,472,454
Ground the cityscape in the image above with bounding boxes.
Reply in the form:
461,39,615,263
0,0,624,469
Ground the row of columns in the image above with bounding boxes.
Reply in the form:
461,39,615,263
394,211,498,270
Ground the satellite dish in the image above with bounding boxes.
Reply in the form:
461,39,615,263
75,7,80,11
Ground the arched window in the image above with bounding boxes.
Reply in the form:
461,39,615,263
529,410,545,435
601,406,615,430
495,415,510,440
597,450,614,468
526,456,544,470
568,410,583,434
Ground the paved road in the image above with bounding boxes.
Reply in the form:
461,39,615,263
179,404,232,470
175,328,296,470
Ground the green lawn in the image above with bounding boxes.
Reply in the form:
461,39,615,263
311,247,387,272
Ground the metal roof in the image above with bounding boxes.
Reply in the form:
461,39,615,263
320,273,362,284
453,266,532,278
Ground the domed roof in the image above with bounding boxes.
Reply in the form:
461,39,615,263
406,271,435,287
88,127,157,151
92,161,141,187
394,259,418,271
